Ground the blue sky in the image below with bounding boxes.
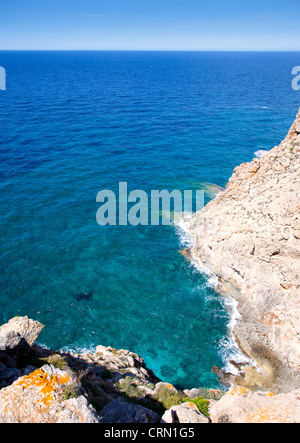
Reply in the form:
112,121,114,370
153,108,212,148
1,0,300,50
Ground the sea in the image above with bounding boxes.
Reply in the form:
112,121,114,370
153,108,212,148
0,51,299,389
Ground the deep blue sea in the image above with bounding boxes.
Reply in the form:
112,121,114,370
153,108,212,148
0,51,299,389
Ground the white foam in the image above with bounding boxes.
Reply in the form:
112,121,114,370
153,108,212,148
60,343,97,356
175,213,252,375
254,149,269,159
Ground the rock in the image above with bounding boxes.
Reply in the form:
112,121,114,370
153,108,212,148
183,388,203,399
0,316,299,423
179,248,192,261
153,382,178,396
0,366,22,388
211,366,233,387
93,345,160,385
0,316,44,358
161,402,210,423
99,399,161,423
186,108,300,392
0,365,99,423
209,387,300,423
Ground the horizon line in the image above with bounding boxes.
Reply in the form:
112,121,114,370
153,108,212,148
1,49,300,52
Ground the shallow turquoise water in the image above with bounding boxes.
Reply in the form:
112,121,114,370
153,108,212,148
0,51,299,388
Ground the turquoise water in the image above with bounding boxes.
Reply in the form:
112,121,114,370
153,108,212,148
0,51,299,389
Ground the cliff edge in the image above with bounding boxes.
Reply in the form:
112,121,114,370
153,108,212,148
188,109,300,392
1,317,299,423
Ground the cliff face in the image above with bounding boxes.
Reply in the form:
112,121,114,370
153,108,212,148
188,109,300,392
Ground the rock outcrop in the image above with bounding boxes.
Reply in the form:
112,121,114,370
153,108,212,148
0,365,99,423
209,387,300,424
0,316,44,356
0,317,299,423
161,402,210,423
186,108,300,392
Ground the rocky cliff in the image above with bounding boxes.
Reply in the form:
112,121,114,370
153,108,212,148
0,316,299,423
186,109,300,393
0,111,299,423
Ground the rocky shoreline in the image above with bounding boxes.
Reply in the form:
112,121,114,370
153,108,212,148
0,316,299,423
184,108,300,394
0,111,299,423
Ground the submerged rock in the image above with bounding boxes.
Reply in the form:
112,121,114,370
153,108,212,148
74,291,94,302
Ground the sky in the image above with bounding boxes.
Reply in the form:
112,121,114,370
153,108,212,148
1,0,300,50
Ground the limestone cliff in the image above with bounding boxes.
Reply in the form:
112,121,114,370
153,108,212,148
187,109,300,392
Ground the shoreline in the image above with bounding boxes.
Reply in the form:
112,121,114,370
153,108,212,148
178,109,300,393
176,214,255,385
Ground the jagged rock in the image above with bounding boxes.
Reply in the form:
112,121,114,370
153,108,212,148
152,382,178,396
0,315,299,423
91,345,160,385
209,387,300,423
99,399,161,423
0,365,99,423
161,402,210,423
186,108,300,392
0,316,44,357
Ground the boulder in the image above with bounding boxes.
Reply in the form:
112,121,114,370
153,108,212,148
0,364,99,423
99,399,161,423
161,402,210,423
0,316,44,358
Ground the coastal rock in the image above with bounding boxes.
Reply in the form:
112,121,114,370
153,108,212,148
0,316,44,354
0,316,299,422
187,109,300,392
91,345,160,385
209,387,300,423
0,365,99,423
161,402,210,423
99,399,161,423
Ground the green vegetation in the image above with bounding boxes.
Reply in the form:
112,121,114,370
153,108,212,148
183,397,210,417
153,384,185,410
59,384,79,402
116,376,141,398
44,353,68,370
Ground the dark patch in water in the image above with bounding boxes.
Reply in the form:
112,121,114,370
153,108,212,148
74,291,94,302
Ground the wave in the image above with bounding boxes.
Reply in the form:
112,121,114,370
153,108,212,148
175,213,252,375
254,149,269,158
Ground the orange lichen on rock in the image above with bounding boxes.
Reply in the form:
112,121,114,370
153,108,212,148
184,402,199,411
17,368,70,406
230,387,251,397
245,404,295,424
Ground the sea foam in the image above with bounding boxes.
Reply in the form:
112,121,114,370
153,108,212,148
254,149,269,158
175,213,252,376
